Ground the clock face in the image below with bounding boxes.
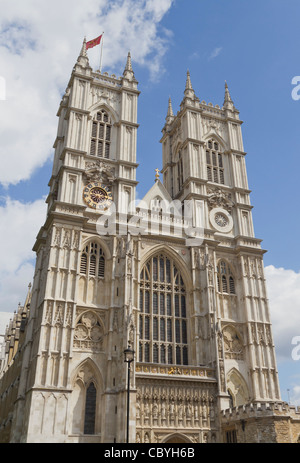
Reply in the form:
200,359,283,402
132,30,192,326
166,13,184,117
83,182,113,210
215,212,228,228
209,207,233,233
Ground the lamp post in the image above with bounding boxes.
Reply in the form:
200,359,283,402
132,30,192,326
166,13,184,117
124,346,135,444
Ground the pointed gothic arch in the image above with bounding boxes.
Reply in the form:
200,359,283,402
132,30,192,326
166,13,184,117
222,324,244,360
204,136,226,185
163,433,193,444
70,358,103,436
81,237,112,262
202,131,227,150
226,368,249,407
87,104,117,160
140,244,193,291
138,246,192,366
88,101,119,124
216,259,236,295
78,239,109,305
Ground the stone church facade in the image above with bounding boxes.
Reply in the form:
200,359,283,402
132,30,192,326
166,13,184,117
0,40,299,443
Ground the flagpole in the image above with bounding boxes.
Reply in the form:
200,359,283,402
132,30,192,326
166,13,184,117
99,32,104,73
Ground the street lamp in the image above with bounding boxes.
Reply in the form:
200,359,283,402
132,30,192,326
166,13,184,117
124,346,135,444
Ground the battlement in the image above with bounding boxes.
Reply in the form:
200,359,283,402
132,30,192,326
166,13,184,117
221,401,300,422
221,401,300,443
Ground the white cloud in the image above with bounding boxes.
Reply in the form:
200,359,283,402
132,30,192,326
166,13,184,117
0,196,47,319
265,265,300,363
0,0,174,186
209,46,222,60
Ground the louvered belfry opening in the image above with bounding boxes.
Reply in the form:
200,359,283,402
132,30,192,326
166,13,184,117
217,260,235,295
90,110,111,158
206,140,224,185
80,242,105,278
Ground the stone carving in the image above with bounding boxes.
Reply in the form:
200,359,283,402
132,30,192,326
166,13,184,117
62,229,71,249
85,160,116,184
72,231,80,250
207,187,234,212
53,227,62,247
54,304,64,326
116,236,126,258
136,381,216,430
223,325,244,360
74,311,103,350
44,301,53,325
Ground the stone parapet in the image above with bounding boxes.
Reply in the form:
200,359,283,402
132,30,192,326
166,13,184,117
221,401,300,443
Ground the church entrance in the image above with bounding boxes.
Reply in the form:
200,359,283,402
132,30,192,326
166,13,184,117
164,434,192,444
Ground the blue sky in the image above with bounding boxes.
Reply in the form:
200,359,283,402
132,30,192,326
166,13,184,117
0,0,299,405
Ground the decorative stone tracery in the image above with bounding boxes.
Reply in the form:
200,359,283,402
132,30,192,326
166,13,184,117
223,325,244,360
74,310,104,350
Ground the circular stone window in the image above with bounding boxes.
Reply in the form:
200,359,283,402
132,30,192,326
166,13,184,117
209,207,233,233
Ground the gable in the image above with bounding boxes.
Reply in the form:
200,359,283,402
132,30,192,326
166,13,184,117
137,180,181,215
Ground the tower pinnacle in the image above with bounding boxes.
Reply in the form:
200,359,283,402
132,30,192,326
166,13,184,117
165,97,175,125
80,37,87,57
76,37,90,68
184,70,195,99
223,80,234,109
123,52,135,80
167,97,174,117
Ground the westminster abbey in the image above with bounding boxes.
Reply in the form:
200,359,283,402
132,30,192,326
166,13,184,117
0,39,299,443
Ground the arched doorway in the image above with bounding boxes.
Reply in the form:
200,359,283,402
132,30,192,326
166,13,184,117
164,433,192,444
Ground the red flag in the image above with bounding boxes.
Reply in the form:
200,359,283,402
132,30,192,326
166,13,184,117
86,35,102,50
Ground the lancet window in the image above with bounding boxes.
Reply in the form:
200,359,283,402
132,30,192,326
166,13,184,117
90,110,112,158
217,260,235,294
84,382,97,435
206,140,225,185
80,242,105,278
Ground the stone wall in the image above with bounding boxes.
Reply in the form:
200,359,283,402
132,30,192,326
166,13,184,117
221,401,300,443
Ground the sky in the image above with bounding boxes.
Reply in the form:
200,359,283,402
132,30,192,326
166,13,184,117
0,0,299,405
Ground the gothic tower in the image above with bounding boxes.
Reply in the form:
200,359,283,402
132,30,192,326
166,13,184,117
0,46,283,444
160,71,281,412
7,40,140,443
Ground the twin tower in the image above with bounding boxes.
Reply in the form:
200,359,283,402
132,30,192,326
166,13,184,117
0,39,286,444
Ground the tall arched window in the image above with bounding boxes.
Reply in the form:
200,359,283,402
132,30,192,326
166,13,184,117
217,260,235,294
177,151,184,191
206,140,224,185
139,253,188,366
90,110,112,158
84,382,97,435
80,242,105,278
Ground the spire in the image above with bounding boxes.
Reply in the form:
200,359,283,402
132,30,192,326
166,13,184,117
125,51,133,72
223,80,234,109
23,282,32,310
183,69,195,100
76,37,90,68
167,97,174,117
80,37,87,57
185,70,193,90
123,51,135,80
165,97,175,125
